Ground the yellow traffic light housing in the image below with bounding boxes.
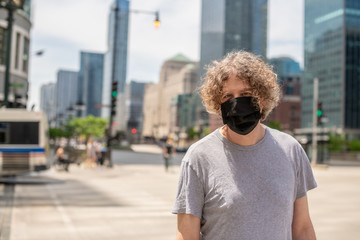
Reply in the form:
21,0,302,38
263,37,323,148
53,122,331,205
154,12,160,29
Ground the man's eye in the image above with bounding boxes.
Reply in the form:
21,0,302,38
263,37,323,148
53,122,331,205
242,92,252,96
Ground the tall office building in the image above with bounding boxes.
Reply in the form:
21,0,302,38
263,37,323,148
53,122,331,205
101,0,130,128
56,70,78,126
78,51,104,117
302,0,360,131
40,83,56,125
199,0,268,78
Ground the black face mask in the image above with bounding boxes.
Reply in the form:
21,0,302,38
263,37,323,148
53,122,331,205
221,96,261,135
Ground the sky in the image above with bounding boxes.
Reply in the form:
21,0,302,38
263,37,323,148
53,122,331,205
28,0,304,110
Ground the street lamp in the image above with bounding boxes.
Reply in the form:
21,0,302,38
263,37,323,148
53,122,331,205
130,9,160,29
154,11,160,29
0,0,25,107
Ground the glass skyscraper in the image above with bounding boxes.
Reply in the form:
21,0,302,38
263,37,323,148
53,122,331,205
199,0,268,77
269,57,302,79
56,70,78,126
78,52,104,117
101,0,130,120
302,0,360,130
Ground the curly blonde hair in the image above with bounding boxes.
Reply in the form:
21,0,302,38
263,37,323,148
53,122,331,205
199,51,280,120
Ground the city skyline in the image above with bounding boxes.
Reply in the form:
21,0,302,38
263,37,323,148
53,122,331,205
30,0,304,111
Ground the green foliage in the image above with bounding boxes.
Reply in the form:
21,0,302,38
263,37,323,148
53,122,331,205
267,121,282,131
188,127,200,140
49,128,65,139
202,127,211,136
348,139,360,152
67,115,108,140
187,126,212,140
329,134,346,152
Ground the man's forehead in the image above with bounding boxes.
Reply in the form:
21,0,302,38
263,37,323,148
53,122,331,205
222,79,251,92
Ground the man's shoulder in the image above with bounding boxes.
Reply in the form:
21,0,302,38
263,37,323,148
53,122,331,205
183,130,221,164
266,126,300,148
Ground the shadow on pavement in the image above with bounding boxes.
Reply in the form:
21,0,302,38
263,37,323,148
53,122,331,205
2,178,127,208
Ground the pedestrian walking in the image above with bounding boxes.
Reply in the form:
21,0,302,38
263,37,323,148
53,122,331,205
163,137,176,172
84,138,97,168
172,51,317,240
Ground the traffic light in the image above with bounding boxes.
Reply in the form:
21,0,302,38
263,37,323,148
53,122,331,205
112,81,118,98
317,101,323,125
154,12,160,29
111,81,118,116
131,128,137,134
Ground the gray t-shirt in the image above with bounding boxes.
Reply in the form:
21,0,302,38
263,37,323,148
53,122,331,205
172,126,317,240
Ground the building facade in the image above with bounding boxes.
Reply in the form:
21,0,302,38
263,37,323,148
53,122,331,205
265,57,302,132
142,54,198,139
55,70,78,126
101,0,130,128
0,0,32,107
269,57,302,82
78,51,104,117
199,0,268,78
40,82,56,126
302,0,360,131
125,81,146,133
171,93,199,132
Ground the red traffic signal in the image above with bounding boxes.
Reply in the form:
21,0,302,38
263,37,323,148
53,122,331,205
131,128,137,134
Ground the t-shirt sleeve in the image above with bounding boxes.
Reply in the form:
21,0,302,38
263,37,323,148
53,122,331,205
295,145,318,199
172,160,204,219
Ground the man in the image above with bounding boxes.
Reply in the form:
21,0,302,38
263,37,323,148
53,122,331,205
172,51,317,240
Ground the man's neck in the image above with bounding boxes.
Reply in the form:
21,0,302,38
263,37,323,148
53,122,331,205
221,123,266,146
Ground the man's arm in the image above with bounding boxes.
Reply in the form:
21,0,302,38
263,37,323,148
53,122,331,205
292,195,316,240
176,213,201,240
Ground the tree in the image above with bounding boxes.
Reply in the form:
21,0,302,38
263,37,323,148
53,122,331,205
67,115,108,140
188,127,201,140
329,134,346,152
348,139,360,152
267,121,282,131
49,128,65,139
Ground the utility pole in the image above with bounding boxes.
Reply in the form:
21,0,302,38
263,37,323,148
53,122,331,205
107,4,120,168
312,78,319,166
105,4,159,167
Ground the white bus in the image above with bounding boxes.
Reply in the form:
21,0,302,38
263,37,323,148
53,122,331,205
0,109,50,176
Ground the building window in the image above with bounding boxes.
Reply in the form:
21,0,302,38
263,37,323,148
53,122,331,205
15,32,20,69
0,27,7,65
22,37,29,73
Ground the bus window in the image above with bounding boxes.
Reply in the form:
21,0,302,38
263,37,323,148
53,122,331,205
0,122,39,144
0,123,8,144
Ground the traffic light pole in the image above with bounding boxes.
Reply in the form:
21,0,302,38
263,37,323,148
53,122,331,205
312,78,319,166
106,5,120,168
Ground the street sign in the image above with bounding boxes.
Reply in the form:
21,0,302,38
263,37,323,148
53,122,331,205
10,83,24,88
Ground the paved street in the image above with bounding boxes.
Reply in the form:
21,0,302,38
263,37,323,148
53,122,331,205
1,149,360,240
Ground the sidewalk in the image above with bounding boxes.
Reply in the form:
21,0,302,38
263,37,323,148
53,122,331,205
9,165,179,240
130,144,163,154
5,163,360,240
308,166,360,239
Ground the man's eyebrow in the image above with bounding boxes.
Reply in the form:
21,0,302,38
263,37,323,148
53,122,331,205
241,88,252,92
222,88,252,94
